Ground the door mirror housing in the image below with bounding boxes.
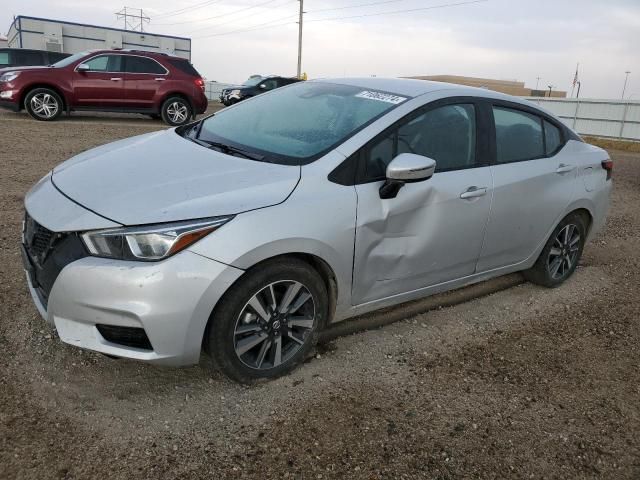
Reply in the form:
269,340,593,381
379,153,436,199
76,63,90,72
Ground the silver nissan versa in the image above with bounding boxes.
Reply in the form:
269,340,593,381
22,78,612,382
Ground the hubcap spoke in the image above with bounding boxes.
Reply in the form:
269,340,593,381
255,339,272,368
288,316,314,329
278,282,302,313
248,295,270,322
273,336,282,367
236,333,267,356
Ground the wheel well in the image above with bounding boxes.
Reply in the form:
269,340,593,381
570,208,593,233
161,92,193,113
21,84,67,110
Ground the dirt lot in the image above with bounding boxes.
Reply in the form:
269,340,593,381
1,108,639,479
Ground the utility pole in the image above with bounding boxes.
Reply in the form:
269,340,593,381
622,71,631,99
297,0,304,79
116,6,150,32
548,85,554,97
535,76,541,90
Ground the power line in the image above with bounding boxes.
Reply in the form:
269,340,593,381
153,0,224,20
309,0,410,14
192,0,488,38
186,0,296,33
155,0,286,26
192,13,297,38
306,0,488,23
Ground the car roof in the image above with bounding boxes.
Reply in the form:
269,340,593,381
314,77,539,108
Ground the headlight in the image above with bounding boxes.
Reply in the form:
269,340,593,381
230,89,241,95
0,72,20,83
81,216,233,261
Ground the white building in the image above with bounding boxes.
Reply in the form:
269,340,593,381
7,16,191,59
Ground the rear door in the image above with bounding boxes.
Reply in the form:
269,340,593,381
352,99,493,305
476,103,578,272
72,54,125,108
122,55,169,109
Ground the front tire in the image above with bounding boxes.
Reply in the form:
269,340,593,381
205,258,327,383
160,96,192,126
524,213,587,287
25,88,63,121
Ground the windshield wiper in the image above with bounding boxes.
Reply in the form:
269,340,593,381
203,141,265,161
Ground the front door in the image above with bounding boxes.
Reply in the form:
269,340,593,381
72,54,125,108
352,100,493,305
476,104,578,272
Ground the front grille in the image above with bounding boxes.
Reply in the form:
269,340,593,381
21,212,88,306
96,325,153,350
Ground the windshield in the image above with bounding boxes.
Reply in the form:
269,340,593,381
51,51,89,68
197,82,408,164
242,76,263,86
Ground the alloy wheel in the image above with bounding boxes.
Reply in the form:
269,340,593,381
30,93,59,119
166,101,188,124
547,223,581,280
233,280,316,370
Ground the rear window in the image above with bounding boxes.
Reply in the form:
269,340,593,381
493,107,544,163
168,59,201,77
124,56,167,74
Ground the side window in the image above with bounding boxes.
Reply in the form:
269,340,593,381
124,56,166,74
364,103,477,180
15,50,44,66
544,120,562,155
493,106,544,163
262,79,278,90
0,52,9,66
83,55,123,72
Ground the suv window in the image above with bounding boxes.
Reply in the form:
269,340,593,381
168,58,200,77
124,56,166,74
493,106,544,163
0,52,9,67
544,120,562,155
15,50,44,66
261,78,278,90
365,103,477,180
83,55,123,72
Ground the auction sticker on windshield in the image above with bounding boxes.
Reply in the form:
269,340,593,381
355,90,407,105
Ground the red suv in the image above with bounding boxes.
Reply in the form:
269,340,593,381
0,49,208,126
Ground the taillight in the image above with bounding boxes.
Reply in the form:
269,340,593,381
195,78,205,91
601,159,613,180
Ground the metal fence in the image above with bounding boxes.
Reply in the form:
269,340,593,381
204,81,233,102
525,97,640,141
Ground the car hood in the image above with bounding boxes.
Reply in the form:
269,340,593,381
0,65,53,74
52,129,301,226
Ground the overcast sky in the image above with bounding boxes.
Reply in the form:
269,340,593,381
3,0,638,98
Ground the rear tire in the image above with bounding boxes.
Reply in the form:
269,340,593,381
523,213,587,287
25,88,63,121
205,258,327,383
160,96,192,126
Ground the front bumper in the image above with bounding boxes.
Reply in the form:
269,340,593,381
0,98,20,111
24,250,244,366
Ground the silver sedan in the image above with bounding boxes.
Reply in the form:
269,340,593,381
21,78,611,382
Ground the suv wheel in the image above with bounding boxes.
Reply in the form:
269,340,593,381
25,88,63,121
524,213,587,287
161,97,192,126
205,259,327,383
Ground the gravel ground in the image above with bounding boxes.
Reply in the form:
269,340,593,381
1,108,639,479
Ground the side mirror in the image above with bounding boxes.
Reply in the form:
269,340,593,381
76,63,90,72
379,153,436,199
259,83,267,89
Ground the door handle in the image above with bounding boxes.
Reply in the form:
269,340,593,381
556,163,575,174
460,186,488,199
110,77,122,81
154,78,166,81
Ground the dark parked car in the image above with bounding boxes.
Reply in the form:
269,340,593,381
0,49,208,125
220,75,301,105
0,48,71,68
